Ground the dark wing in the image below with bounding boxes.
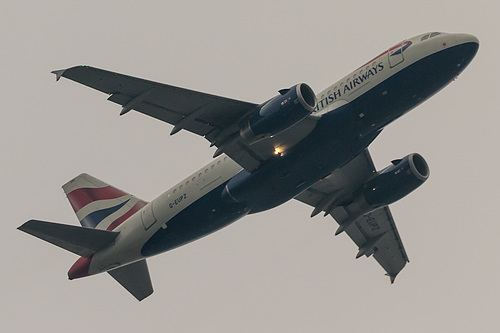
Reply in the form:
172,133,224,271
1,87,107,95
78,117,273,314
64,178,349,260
294,149,409,282
53,66,317,171
53,66,256,137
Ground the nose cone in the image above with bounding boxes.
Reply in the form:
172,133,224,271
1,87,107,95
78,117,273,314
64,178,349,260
454,33,479,47
68,256,93,280
449,33,479,59
437,33,479,73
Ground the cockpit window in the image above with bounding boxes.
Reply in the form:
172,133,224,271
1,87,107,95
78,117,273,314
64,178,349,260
421,32,441,42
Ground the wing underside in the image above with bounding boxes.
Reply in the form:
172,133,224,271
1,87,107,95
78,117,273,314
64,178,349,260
295,149,409,282
53,66,317,171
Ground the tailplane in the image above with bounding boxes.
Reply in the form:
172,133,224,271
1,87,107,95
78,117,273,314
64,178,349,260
18,220,118,258
108,260,154,301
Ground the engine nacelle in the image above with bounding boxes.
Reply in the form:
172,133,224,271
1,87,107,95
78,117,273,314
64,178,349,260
338,153,430,222
363,153,430,208
240,83,316,144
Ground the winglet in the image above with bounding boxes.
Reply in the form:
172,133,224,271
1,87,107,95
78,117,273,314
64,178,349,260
51,69,66,81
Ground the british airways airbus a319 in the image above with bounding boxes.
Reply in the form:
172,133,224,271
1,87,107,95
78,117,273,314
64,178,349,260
19,32,478,301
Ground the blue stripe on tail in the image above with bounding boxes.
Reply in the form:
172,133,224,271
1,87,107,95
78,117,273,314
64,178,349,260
80,201,129,228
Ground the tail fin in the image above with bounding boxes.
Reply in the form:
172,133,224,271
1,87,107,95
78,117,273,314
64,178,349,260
18,220,118,257
62,173,147,230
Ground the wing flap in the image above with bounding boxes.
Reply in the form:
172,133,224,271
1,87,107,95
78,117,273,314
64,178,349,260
344,207,408,278
108,259,153,301
107,92,216,135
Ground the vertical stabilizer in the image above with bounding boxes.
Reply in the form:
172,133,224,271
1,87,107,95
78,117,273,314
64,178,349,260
62,173,148,230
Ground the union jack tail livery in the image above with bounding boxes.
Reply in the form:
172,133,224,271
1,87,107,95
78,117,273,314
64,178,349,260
62,173,148,230
19,174,154,301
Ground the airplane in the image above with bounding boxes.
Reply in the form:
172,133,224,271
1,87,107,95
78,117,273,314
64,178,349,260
18,32,479,301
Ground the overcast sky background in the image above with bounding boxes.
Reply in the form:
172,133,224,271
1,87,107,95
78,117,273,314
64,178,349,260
1,1,498,332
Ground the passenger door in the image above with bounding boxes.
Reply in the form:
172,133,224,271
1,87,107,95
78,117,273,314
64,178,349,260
388,41,405,68
141,203,157,230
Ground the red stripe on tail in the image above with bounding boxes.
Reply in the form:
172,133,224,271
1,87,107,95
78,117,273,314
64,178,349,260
67,186,129,213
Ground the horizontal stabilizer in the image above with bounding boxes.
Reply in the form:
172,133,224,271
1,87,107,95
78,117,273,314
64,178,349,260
108,259,153,301
18,220,119,258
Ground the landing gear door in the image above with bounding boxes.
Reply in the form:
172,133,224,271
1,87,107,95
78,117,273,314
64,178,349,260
388,41,405,68
141,203,157,230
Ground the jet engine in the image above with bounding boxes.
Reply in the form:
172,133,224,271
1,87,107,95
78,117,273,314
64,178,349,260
240,83,316,144
335,153,429,232
363,153,430,208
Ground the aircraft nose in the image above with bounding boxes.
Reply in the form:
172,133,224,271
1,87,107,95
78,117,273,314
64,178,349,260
450,33,479,48
68,256,92,280
465,34,479,46
442,33,479,66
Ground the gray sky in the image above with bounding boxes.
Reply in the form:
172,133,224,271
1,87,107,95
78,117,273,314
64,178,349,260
2,1,498,332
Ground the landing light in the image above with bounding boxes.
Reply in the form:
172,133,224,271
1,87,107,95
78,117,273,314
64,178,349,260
274,147,283,156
